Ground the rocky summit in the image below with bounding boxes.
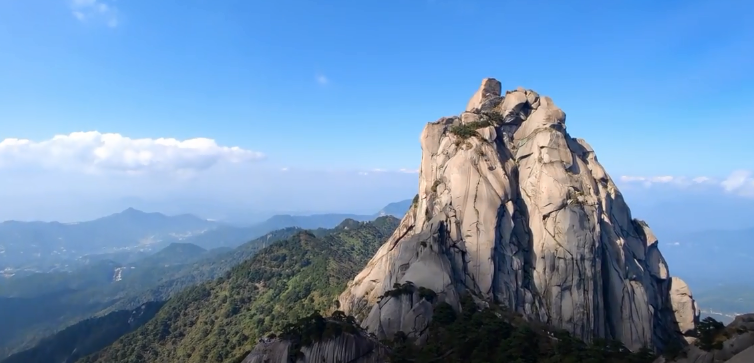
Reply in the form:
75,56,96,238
246,78,701,362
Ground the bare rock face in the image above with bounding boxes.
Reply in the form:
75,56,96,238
654,314,754,363
465,78,502,112
338,78,699,351
670,277,700,338
242,332,387,363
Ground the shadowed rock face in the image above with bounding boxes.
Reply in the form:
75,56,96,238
337,78,699,352
242,332,388,363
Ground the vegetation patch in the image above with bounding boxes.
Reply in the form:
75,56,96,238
567,189,588,206
378,282,437,305
78,217,401,363
450,111,506,141
450,124,482,139
380,282,416,301
695,317,728,351
417,287,437,302
431,180,442,193
481,110,506,125
384,294,658,363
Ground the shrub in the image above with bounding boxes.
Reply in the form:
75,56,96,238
696,317,726,351
449,124,480,139
417,287,437,302
430,180,442,193
481,110,506,125
380,282,416,300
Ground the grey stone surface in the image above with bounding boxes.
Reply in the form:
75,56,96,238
339,79,699,352
244,78,711,362
465,78,501,112
242,332,387,363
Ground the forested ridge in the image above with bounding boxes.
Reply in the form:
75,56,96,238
80,217,400,363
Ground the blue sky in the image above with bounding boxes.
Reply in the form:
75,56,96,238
1,0,753,221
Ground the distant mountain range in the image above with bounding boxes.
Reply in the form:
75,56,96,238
0,208,217,272
0,226,304,358
0,199,413,274
0,216,400,360
375,198,413,217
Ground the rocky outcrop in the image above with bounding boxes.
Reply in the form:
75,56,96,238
655,314,754,363
241,332,387,363
337,78,699,352
670,277,700,339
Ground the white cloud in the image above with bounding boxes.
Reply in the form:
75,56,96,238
357,168,419,176
620,170,754,197
721,170,754,197
620,175,681,184
0,165,418,221
0,132,264,175
70,0,118,27
619,174,717,187
315,74,329,85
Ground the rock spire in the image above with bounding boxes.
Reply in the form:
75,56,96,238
338,78,699,351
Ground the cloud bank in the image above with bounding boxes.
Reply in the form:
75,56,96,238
357,168,419,176
0,132,264,175
619,170,754,197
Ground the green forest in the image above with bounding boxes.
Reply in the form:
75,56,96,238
80,217,400,363
277,292,659,363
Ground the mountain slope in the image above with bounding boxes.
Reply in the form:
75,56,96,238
0,201,411,273
0,227,302,359
159,200,410,251
100,227,306,313
80,216,400,363
376,199,413,217
140,243,207,266
0,260,120,298
335,79,697,352
0,208,217,271
0,302,164,363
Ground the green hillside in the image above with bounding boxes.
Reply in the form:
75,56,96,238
79,217,399,363
0,302,164,363
0,227,302,358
